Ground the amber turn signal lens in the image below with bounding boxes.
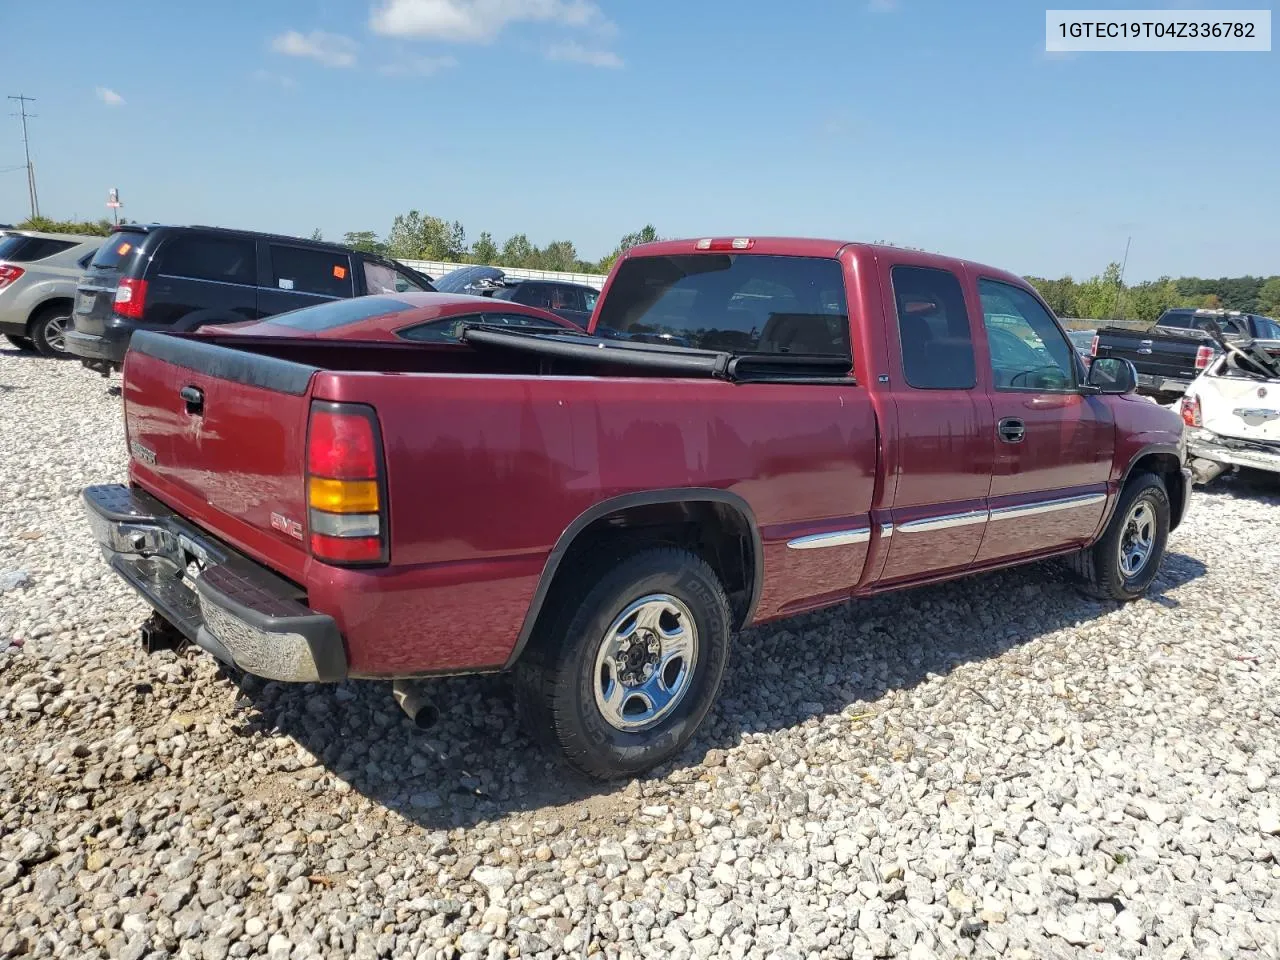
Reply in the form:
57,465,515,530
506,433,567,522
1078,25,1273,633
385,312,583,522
307,477,379,514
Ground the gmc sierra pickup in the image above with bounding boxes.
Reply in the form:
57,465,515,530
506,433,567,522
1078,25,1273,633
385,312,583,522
82,238,1190,779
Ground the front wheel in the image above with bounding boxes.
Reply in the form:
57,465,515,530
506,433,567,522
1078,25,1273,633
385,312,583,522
1070,472,1170,601
515,546,732,780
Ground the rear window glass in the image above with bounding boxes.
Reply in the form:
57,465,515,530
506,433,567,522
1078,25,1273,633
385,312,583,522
156,235,256,286
399,312,570,343
595,254,850,356
265,296,416,332
270,245,354,298
1157,311,1191,328
89,232,147,270
0,235,76,263
1253,317,1280,340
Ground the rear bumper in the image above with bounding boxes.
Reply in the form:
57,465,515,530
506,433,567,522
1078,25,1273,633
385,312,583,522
1187,431,1280,473
83,484,347,682
66,328,128,365
1137,372,1192,394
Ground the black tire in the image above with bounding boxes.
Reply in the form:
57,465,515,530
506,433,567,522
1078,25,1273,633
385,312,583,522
29,303,73,357
3,334,35,352
1069,472,1170,601
515,546,732,781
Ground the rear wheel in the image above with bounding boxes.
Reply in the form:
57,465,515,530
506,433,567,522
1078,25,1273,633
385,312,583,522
1069,472,1170,601
29,304,73,357
515,546,732,780
3,334,35,352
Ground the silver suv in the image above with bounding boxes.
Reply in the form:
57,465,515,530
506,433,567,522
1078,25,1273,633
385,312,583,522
0,231,102,356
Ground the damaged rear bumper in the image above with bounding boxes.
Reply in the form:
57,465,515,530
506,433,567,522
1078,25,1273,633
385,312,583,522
83,484,347,682
1186,430,1280,475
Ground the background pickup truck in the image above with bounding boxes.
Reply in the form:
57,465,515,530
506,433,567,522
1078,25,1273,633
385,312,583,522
83,237,1190,779
1093,307,1280,398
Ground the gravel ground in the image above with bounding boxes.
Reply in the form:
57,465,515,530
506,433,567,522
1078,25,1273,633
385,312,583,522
2,348,1279,960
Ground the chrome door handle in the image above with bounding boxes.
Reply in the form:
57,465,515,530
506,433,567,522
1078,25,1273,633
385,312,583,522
998,417,1025,443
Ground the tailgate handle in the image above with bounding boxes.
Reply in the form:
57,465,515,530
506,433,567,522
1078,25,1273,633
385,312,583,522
180,385,204,416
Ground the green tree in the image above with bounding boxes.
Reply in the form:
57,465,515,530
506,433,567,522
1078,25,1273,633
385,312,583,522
540,240,579,271
16,216,113,237
500,233,536,267
342,230,387,255
470,231,499,265
386,210,468,261
1256,277,1280,316
597,224,659,273
309,228,323,241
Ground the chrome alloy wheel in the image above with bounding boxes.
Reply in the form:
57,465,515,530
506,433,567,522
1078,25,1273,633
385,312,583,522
1118,500,1155,577
593,594,699,732
43,313,71,353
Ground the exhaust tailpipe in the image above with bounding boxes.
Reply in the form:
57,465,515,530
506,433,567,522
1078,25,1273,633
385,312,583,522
392,680,440,730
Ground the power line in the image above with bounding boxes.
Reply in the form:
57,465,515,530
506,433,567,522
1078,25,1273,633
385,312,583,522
7,94,39,220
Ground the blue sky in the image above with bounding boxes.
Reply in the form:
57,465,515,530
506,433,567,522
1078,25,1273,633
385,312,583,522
2,0,1276,281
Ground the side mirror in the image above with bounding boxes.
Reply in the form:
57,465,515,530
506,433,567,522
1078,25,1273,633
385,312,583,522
1086,356,1138,395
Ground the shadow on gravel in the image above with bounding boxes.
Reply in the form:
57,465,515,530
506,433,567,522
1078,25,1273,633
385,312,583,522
1200,469,1280,505
219,546,1208,832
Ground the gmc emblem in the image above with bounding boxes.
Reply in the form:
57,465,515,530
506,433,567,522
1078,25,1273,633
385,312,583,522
270,512,304,541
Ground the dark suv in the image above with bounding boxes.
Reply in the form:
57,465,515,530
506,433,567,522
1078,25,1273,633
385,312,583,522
66,224,436,373
432,265,599,327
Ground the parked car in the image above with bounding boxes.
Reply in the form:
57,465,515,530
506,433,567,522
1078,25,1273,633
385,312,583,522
0,230,101,356
1067,328,1096,368
65,224,437,374
1092,308,1280,399
1180,331,1280,483
82,236,1188,779
433,265,599,327
209,291,584,342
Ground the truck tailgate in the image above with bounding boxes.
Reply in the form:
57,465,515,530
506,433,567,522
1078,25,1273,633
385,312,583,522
121,331,318,582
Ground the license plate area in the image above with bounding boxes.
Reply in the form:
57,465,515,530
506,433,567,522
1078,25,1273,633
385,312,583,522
75,291,96,315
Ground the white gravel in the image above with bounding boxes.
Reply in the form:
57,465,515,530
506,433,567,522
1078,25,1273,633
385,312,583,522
2,348,1279,960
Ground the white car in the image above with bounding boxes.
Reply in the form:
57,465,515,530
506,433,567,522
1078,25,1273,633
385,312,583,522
1180,338,1280,483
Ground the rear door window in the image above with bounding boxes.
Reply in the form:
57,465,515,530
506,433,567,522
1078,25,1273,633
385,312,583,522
0,235,76,262
156,235,256,286
890,266,976,388
595,254,851,356
269,245,354,298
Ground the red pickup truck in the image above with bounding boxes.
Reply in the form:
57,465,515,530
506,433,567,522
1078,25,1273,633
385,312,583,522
83,237,1190,779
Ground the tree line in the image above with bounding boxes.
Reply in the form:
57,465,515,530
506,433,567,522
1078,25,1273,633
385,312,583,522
331,212,658,276
10,214,1277,322
1027,263,1280,323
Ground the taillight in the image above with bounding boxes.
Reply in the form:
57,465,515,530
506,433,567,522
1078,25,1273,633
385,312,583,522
1194,345,1214,371
1089,335,1099,357
305,403,387,565
1181,394,1202,428
113,278,149,319
0,264,25,289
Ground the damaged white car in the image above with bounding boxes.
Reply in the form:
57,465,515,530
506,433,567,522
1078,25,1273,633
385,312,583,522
1180,328,1280,484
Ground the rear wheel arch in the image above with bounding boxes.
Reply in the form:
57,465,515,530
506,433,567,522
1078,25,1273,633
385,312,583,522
504,489,763,669
27,298,75,356
27,296,74,329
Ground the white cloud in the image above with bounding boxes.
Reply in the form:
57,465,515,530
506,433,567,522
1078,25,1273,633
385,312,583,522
370,0,611,43
252,69,299,89
96,87,125,107
378,54,459,75
271,30,359,68
546,40,622,68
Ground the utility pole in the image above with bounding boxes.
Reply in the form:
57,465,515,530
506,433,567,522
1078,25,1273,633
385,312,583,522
8,94,39,221
1112,235,1132,321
